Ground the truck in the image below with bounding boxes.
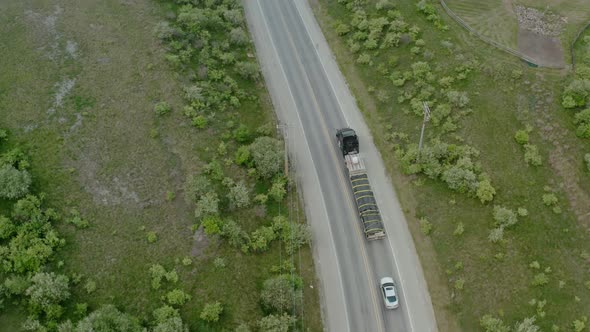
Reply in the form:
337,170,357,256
336,128,386,241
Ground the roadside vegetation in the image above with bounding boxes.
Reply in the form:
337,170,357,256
314,0,590,330
0,0,321,330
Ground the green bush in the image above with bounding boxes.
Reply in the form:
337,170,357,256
0,215,16,239
147,231,158,243
228,181,250,208
200,302,223,322
531,273,549,286
257,314,296,332
184,174,212,204
268,177,287,202
514,130,529,145
523,144,542,166
154,101,171,116
493,206,518,228
76,305,142,332
453,222,464,236
235,146,251,166
476,179,496,204
165,289,191,306
249,226,277,252
561,79,590,109
202,215,222,235
419,217,432,235
221,219,249,249
542,193,558,206
488,227,504,243
233,124,252,143
260,275,302,313
574,108,590,138
250,137,284,179
235,61,260,80
0,164,32,200
194,192,220,219
272,216,310,254
480,314,509,332
84,280,97,294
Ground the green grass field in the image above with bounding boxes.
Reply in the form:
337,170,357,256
0,0,322,330
314,0,590,330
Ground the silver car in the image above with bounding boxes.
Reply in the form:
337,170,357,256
380,277,399,309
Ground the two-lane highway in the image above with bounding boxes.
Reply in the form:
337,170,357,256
244,0,438,331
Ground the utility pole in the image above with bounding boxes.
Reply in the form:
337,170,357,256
418,101,431,162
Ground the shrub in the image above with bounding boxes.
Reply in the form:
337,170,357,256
147,231,158,243
182,257,192,266
194,192,220,219
419,217,432,235
260,275,302,313
0,164,32,199
200,302,223,322
229,28,248,46
153,21,175,40
335,23,351,35
273,216,310,254
154,102,171,116
184,175,212,204
446,90,470,108
517,207,529,217
542,193,558,206
165,289,191,306
531,273,549,286
574,108,590,138
249,226,277,252
453,222,464,236
268,177,287,202
480,314,509,332
4,275,30,296
213,257,226,269
454,278,465,290
493,206,518,228
561,79,590,109
258,314,296,332
235,146,251,166
250,137,283,179
76,305,142,332
476,179,496,204
202,215,222,235
357,53,371,64
84,280,97,294
150,264,167,290
514,317,540,332
233,124,252,143
228,181,250,208
488,227,504,243
585,153,590,172
221,219,249,249
523,144,542,166
514,130,529,145
192,115,207,128
254,194,268,205
236,61,260,81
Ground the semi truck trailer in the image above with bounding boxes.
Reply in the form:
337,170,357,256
336,128,386,241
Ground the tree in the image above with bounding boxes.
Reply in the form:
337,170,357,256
260,275,302,313
76,305,142,332
250,137,283,179
0,164,32,199
200,301,223,322
574,108,590,138
0,215,15,239
26,272,70,312
257,314,296,332
228,181,250,208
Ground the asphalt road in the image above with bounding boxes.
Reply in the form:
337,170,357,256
244,1,438,331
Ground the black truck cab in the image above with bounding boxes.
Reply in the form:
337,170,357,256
336,128,359,156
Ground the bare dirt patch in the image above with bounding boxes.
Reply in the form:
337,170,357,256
517,29,565,67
